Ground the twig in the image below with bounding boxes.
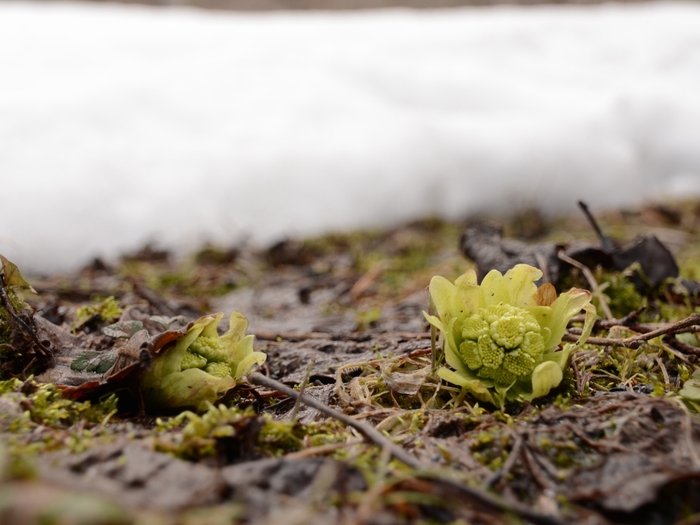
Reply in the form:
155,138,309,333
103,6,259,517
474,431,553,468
563,313,700,348
570,308,644,330
249,371,422,469
247,372,568,525
254,331,431,342
558,250,613,321
521,444,555,491
0,285,51,361
666,336,700,357
290,361,314,422
127,277,179,317
534,252,552,284
484,432,523,488
655,354,670,389
662,343,694,365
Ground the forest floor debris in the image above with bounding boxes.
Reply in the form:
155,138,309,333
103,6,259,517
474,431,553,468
3,202,700,524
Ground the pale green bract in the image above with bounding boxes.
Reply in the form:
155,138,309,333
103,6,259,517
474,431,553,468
141,311,266,412
425,264,596,409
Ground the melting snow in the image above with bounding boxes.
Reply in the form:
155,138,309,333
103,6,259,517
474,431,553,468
1,1,700,272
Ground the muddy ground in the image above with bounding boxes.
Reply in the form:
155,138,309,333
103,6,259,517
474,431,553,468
2,202,700,525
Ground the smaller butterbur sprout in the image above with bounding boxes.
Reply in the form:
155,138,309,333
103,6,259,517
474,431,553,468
425,264,596,409
141,311,266,412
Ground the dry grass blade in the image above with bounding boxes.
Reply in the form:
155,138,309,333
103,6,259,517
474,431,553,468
247,372,569,525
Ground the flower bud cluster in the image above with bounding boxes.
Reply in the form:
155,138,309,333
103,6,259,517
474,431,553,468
181,336,233,378
459,304,546,386
424,264,596,408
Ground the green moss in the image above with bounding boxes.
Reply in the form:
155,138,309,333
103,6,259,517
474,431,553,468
356,307,382,331
0,379,118,431
0,379,118,473
75,296,123,327
154,404,351,463
597,270,646,319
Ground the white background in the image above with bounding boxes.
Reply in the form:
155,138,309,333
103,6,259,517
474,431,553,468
2,2,700,273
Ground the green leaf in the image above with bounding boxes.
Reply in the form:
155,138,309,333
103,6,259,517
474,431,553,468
528,361,564,399
544,288,594,349
102,321,143,339
0,255,35,293
143,368,235,413
680,370,700,401
542,344,573,370
428,276,458,323
437,367,495,405
70,350,118,374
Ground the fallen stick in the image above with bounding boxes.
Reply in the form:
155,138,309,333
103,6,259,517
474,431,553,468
254,330,431,342
248,371,422,469
247,371,568,525
563,313,700,348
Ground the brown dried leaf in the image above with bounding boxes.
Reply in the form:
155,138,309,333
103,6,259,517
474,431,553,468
535,283,557,306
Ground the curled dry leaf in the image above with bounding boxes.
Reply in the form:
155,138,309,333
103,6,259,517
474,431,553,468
381,364,431,396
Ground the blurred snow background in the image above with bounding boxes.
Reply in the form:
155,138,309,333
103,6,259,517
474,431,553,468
1,1,700,273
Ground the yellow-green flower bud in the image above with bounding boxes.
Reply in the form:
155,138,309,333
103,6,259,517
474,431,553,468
462,315,489,340
204,362,232,378
478,365,517,386
490,315,524,349
477,334,504,369
459,340,482,370
141,312,267,412
482,304,511,324
521,332,545,359
181,350,207,370
189,336,229,362
502,350,537,377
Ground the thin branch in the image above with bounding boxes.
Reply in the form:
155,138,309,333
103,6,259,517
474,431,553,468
249,371,422,469
666,336,700,357
563,313,700,348
254,330,431,342
570,308,644,329
662,343,694,365
655,354,671,388
290,360,314,423
484,432,523,488
247,372,568,525
0,285,51,361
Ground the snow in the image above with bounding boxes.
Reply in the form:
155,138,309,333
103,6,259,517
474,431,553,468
1,1,700,273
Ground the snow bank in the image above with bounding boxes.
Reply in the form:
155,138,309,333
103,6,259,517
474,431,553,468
1,2,700,273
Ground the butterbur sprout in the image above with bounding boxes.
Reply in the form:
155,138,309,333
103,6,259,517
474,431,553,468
425,264,596,409
141,311,266,412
